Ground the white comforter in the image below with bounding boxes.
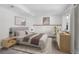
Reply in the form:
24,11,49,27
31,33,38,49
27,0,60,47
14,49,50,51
16,33,48,50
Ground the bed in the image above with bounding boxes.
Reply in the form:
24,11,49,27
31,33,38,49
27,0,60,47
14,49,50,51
16,33,48,50
9,27,48,50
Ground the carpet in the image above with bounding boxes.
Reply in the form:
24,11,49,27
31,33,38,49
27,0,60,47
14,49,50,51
11,44,43,54
1,38,66,54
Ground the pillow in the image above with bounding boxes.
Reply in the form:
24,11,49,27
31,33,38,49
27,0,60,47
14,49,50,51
18,31,26,36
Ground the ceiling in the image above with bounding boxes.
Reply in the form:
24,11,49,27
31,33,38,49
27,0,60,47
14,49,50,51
24,4,70,16
0,4,71,16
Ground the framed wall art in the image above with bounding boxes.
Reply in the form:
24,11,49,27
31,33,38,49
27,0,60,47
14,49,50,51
43,17,50,25
15,16,26,26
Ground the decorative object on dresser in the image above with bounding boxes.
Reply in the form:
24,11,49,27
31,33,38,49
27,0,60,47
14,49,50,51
2,37,16,48
56,32,71,53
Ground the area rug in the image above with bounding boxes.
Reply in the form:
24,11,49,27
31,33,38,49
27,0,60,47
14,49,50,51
11,38,54,54
11,44,43,54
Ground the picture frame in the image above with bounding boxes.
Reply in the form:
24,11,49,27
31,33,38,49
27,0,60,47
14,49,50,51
15,16,26,26
43,17,50,25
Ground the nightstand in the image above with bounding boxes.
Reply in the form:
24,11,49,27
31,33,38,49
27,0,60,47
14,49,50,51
2,37,16,48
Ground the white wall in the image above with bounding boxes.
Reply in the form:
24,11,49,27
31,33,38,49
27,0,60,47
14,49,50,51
26,16,35,26
31,16,62,25
50,16,62,24
0,7,23,40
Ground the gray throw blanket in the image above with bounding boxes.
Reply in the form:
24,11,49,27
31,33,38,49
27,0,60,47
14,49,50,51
23,33,36,42
31,33,43,45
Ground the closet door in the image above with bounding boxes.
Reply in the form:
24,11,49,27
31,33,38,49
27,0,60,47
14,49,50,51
74,5,79,54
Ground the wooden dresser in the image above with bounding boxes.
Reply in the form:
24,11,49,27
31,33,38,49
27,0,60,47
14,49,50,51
2,37,16,48
56,32,71,53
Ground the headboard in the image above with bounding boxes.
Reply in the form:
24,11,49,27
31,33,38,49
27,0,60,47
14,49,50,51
9,27,29,37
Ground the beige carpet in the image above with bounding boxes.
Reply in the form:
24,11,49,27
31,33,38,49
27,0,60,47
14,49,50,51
11,38,66,54
11,38,51,54
11,45,43,54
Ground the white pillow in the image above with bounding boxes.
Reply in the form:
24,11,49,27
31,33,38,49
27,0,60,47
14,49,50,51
18,31,26,36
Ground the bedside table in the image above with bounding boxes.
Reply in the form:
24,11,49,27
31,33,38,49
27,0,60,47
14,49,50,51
2,37,16,48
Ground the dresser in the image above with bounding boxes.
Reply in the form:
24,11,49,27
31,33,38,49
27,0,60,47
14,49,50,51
2,37,16,48
56,32,71,53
